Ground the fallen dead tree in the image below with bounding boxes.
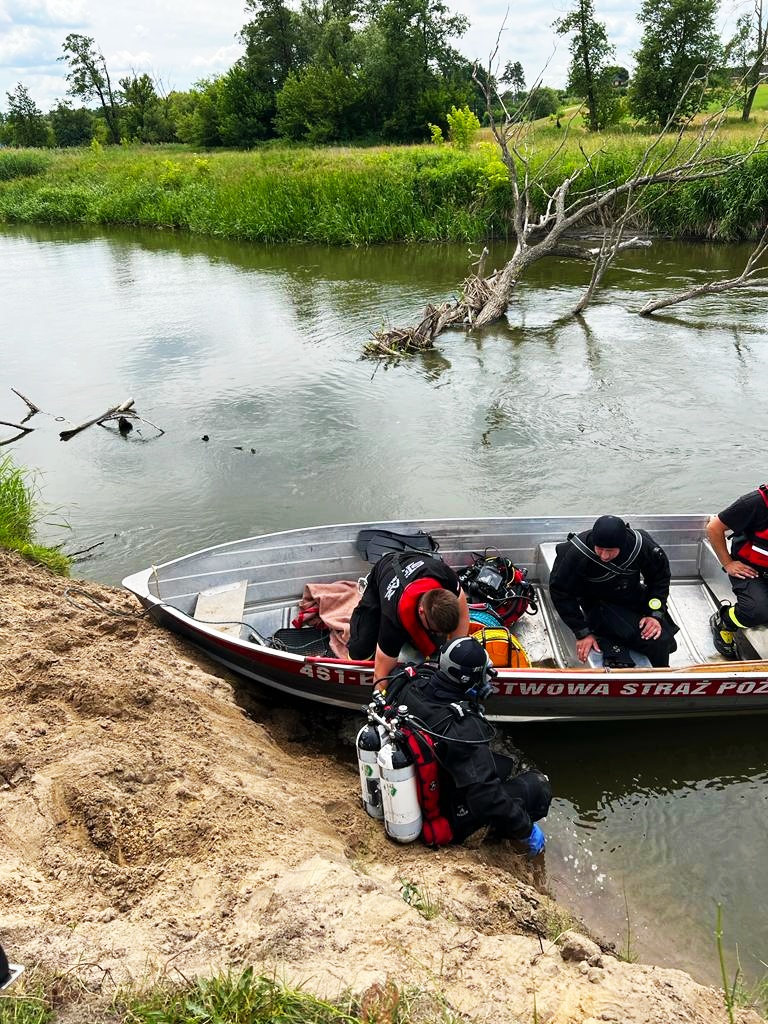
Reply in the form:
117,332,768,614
368,55,768,361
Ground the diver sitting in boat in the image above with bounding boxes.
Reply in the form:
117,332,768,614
549,515,678,668
348,551,470,687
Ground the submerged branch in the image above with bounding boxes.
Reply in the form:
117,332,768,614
0,421,34,446
11,388,41,424
639,225,768,315
59,398,135,441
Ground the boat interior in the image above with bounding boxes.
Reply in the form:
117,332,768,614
140,517,768,670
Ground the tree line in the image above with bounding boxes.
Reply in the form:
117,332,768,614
1,0,766,150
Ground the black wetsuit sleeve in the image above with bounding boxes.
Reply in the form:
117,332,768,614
548,542,591,639
636,531,671,608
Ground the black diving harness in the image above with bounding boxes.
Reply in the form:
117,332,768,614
567,528,643,582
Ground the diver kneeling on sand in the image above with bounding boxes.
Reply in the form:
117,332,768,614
384,637,551,856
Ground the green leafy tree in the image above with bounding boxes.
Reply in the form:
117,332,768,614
60,34,121,143
630,0,722,126
526,85,561,119
358,0,470,140
554,0,617,130
4,84,49,146
501,60,525,99
49,100,94,146
235,0,311,138
171,79,224,147
218,61,277,145
445,103,479,148
275,61,364,141
119,73,174,142
726,4,768,121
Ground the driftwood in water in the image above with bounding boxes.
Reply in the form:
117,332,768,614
60,399,135,441
99,409,166,439
11,389,40,424
0,421,34,446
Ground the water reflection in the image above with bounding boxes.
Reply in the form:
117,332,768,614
515,717,768,984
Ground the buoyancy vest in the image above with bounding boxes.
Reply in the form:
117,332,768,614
732,485,768,568
398,576,443,656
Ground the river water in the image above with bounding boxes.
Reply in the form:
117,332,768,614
2,224,767,988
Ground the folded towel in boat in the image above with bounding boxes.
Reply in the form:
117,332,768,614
293,581,362,660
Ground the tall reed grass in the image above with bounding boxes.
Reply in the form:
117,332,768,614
0,128,766,243
0,150,50,181
0,455,69,574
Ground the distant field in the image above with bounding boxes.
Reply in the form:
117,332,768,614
0,106,767,244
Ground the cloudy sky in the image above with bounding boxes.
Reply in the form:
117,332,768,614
0,0,743,113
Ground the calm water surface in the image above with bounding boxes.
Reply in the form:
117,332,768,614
2,224,767,986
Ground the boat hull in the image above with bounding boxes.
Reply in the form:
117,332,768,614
123,516,768,722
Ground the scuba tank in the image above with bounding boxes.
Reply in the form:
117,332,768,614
356,721,384,819
377,707,422,843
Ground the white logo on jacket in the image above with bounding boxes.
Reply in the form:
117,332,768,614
402,560,424,577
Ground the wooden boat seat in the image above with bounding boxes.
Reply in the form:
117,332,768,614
194,580,248,638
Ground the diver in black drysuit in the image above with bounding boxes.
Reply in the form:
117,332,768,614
385,637,551,854
549,514,679,667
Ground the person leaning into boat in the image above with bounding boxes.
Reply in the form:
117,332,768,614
706,485,768,658
385,637,551,855
549,515,678,668
348,551,470,687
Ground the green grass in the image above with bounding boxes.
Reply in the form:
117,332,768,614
0,978,51,1024
0,969,470,1024
0,454,70,575
0,150,50,181
1,90,768,243
120,970,467,1024
0,119,766,243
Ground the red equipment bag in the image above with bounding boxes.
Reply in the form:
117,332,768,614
400,725,453,847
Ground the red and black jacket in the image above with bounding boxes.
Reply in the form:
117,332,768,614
731,484,768,569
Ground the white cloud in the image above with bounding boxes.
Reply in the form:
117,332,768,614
190,42,242,70
0,24,60,67
4,0,86,27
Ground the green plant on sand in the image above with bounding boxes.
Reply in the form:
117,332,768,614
0,454,70,574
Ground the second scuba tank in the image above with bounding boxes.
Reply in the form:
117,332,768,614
377,719,422,843
356,722,384,819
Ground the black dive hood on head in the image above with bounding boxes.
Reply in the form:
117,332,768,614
590,514,631,551
427,637,494,701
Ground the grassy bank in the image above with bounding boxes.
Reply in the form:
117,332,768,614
3,964,767,1024
0,454,69,574
0,123,767,244
0,969,465,1024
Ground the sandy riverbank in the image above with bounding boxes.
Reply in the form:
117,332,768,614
0,549,762,1023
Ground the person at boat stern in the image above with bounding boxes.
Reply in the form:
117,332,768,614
549,515,678,667
706,484,768,658
348,551,470,688
385,637,551,856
